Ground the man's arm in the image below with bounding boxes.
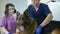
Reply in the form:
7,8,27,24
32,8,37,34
40,13,53,27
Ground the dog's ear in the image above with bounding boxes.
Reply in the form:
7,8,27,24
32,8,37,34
24,9,29,17
16,11,20,16
16,11,20,20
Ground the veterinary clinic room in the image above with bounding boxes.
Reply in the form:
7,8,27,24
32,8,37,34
0,0,60,34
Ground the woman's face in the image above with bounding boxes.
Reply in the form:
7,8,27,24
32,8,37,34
8,6,15,16
32,0,40,6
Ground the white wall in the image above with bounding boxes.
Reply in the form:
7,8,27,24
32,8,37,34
48,2,60,21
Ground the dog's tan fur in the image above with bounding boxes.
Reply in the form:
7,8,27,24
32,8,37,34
48,29,60,34
16,9,37,34
51,29,60,34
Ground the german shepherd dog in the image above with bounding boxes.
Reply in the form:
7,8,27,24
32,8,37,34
16,9,37,34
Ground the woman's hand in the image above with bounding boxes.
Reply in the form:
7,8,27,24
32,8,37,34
8,32,11,34
1,26,9,34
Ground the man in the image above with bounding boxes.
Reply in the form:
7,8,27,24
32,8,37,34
28,0,53,34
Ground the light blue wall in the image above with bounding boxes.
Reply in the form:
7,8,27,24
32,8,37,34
8,0,27,14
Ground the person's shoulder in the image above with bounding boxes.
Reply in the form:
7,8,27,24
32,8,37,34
28,4,32,7
13,15,16,19
28,4,33,11
40,3,48,6
28,4,33,8
2,15,6,19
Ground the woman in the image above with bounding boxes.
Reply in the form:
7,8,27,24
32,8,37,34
1,3,16,34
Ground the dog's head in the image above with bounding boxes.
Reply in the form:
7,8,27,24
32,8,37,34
16,11,24,28
16,9,30,28
18,9,30,27
16,9,37,34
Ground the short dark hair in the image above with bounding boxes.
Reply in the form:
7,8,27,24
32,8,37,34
5,3,16,16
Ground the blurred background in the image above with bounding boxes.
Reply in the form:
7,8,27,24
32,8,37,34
0,0,60,34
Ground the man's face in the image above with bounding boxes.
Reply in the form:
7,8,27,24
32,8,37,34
31,0,40,6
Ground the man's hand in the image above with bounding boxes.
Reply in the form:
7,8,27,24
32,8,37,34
36,25,43,34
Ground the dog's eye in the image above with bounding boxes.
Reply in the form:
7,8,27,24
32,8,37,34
19,20,25,26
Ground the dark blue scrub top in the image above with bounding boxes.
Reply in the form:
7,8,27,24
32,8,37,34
28,3,51,25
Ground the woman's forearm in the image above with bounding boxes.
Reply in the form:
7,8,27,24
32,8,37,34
40,14,53,27
1,26,9,34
